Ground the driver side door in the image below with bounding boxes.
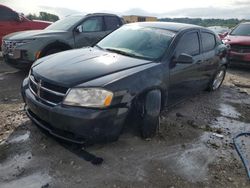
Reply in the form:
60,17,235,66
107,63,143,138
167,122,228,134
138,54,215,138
74,16,106,48
168,30,203,106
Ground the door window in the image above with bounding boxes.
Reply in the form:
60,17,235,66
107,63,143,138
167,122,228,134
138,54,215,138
201,32,216,52
80,17,103,32
175,32,200,57
104,16,121,31
0,7,17,21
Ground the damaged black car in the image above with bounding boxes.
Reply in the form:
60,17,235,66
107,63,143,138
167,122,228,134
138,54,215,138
21,22,228,144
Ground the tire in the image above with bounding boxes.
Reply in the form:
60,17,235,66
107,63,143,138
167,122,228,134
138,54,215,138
207,66,226,91
138,90,161,139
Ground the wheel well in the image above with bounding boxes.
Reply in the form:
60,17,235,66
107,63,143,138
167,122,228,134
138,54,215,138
132,88,166,112
40,42,72,57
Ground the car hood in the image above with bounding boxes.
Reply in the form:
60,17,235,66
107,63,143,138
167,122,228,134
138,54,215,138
32,47,153,87
225,35,250,45
3,30,67,40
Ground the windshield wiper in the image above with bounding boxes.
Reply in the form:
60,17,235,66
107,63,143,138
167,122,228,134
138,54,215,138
95,44,103,49
104,48,135,56
104,48,155,61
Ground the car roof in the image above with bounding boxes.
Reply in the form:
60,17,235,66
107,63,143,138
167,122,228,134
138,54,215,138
126,22,204,32
68,13,119,17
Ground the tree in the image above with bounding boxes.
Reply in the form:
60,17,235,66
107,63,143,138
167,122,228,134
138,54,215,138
26,12,59,22
158,17,249,28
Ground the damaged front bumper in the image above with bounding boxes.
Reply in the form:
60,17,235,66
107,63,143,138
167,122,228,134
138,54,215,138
21,78,128,144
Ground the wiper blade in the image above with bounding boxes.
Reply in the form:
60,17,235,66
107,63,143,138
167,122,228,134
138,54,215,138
105,48,135,56
104,48,154,61
95,44,103,49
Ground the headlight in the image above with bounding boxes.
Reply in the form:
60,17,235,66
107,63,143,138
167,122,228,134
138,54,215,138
63,88,113,108
16,39,35,47
222,39,229,44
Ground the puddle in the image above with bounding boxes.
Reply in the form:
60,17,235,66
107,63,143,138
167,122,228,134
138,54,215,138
0,172,51,188
219,103,241,119
214,103,249,134
175,144,215,182
0,152,32,181
8,131,30,144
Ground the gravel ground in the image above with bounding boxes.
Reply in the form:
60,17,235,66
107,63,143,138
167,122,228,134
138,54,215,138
0,60,249,188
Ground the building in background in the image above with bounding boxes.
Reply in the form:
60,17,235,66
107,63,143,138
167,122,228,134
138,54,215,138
123,15,157,23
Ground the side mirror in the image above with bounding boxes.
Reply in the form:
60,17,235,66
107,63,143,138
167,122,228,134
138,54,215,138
174,53,193,64
75,26,83,33
16,15,24,22
222,32,228,37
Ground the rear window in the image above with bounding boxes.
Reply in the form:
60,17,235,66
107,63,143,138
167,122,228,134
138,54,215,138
201,32,216,52
104,16,121,31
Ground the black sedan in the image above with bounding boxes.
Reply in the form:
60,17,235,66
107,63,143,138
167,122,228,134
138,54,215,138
21,22,228,144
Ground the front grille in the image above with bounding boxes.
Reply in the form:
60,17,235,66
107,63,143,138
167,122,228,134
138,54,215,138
230,44,250,53
2,40,17,54
29,73,68,106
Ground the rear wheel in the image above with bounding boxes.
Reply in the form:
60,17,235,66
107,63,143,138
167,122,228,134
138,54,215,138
208,66,226,91
137,90,161,139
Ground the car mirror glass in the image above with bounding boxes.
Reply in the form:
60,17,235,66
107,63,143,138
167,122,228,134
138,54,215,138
76,26,83,33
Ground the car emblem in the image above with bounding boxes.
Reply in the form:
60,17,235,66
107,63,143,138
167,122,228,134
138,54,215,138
37,80,42,97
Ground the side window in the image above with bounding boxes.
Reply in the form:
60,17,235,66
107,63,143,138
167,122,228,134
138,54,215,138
0,7,17,21
201,32,216,52
176,32,200,57
104,16,121,31
80,17,103,32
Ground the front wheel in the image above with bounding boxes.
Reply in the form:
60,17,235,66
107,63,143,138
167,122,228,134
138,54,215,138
208,66,226,91
138,90,162,139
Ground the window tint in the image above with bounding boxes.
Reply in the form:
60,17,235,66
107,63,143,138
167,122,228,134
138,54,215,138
202,32,216,52
176,32,200,56
0,7,17,21
105,16,120,31
81,17,103,32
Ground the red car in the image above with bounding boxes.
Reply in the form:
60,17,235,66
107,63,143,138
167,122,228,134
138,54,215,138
223,22,250,67
0,5,51,48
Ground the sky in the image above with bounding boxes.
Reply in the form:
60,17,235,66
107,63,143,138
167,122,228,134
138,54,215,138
1,0,250,19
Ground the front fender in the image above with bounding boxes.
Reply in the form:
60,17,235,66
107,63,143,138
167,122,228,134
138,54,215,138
105,63,168,107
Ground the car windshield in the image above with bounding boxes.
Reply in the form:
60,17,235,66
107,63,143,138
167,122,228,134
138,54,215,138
97,25,175,61
45,15,83,31
230,24,250,36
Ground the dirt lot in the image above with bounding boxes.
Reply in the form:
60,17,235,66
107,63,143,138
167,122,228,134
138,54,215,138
0,59,249,188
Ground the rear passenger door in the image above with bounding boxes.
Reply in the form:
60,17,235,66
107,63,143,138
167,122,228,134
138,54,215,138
200,31,220,85
168,30,203,106
104,16,122,34
74,16,106,48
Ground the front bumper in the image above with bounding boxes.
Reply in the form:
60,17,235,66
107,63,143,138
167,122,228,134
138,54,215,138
229,51,250,67
22,79,128,144
3,55,32,70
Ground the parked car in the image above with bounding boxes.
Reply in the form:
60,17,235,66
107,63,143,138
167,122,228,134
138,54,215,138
2,13,125,70
207,26,230,39
0,4,51,48
21,22,228,144
222,22,250,67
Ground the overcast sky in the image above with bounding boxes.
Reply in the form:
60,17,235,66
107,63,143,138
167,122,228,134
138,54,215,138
1,0,250,19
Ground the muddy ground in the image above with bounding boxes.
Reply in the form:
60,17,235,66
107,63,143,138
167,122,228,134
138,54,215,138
0,59,249,188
